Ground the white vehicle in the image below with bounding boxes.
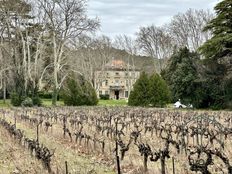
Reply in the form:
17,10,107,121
174,101,187,108
174,100,193,109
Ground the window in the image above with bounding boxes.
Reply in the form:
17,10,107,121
125,91,128,98
105,80,108,86
125,72,128,76
115,80,119,86
99,91,102,95
126,80,129,86
105,91,109,95
115,72,119,75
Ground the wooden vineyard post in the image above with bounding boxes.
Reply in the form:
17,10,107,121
93,134,96,150
115,121,121,174
144,154,148,172
36,124,39,142
102,141,105,153
196,117,199,146
14,116,17,129
161,158,166,174
63,116,66,138
200,115,203,146
3,111,5,120
172,157,175,174
65,161,68,174
13,110,16,127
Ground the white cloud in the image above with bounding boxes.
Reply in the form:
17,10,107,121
87,0,220,38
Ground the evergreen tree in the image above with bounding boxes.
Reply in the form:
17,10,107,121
128,72,150,106
62,78,82,106
162,47,200,105
199,0,232,60
199,0,232,109
148,74,170,107
62,75,98,106
80,77,98,106
128,72,170,107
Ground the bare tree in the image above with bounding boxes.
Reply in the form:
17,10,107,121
68,34,96,86
0,0,33,99
136,25,174,73
114,34,138,56
37,0,99,105
168,8,213,51
68,34,113,90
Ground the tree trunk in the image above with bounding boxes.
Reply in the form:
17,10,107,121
3,72,6,104
161,158,166,174
21,33,28,94
52,88,58,106
52,32,58,106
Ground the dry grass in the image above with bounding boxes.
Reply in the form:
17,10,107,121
1,114,114,174
0,126,46,174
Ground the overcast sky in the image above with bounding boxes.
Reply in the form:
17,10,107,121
88,0,220,38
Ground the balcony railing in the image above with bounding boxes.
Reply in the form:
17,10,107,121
110,85,124,90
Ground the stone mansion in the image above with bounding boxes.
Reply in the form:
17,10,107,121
94,59,140,99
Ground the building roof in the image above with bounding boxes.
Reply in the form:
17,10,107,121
98,58,139,71
105,59,126,69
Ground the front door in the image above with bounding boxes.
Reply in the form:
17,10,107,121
115,90,119,100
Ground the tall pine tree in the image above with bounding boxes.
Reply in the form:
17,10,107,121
199,0,232,109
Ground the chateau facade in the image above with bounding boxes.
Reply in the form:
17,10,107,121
94,59,140,99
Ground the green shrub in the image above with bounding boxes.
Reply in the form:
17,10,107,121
81,80,98,105
128,72,150,106
21,97,33,107
128,72,171,107
62,76,98,106
148,73,170,107
100,94,110,100
10,92,23,106
32,96,42,106
38,91,53,99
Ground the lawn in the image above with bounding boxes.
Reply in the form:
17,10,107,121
42,99,128,107
42,99,64,106
98,99,128,106
0,99,128,107
0,99,11,107
0,99,65,107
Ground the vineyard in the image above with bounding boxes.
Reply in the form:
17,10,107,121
0,107,232,174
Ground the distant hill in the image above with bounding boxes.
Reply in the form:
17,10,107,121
71,47,164,76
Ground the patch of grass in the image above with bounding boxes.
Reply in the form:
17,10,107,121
0,99,65,108
98,99,128,106
42,99,128,107
0,99,11,108
0,98,128,107
41,99,64,107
